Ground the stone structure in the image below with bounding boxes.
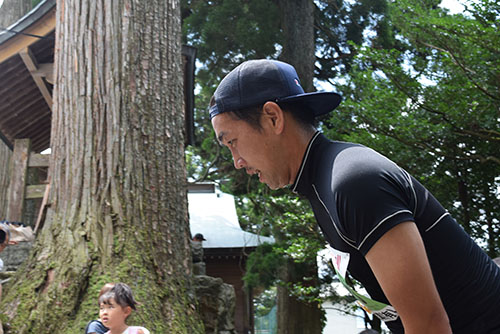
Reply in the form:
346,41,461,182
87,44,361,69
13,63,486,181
192,240,206,275
0,242,33,272
194,275,236,334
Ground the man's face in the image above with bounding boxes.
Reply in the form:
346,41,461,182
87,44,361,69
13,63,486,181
211,112,289,190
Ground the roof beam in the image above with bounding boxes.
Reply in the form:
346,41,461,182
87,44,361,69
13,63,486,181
19,47,53,111
0,4,55,63
33,62,54,84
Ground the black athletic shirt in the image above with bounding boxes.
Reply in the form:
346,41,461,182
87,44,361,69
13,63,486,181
291,132,500,334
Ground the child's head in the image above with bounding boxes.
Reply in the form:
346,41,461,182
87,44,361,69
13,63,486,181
99,283,138,310
99,283,138,330
98,282,115,299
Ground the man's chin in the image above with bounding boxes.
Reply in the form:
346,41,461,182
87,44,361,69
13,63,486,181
262,180,285,190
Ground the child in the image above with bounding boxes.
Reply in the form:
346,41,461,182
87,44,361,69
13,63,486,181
86,283,115,334
98,283,150,334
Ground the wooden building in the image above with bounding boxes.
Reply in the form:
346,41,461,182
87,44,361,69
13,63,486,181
188,182,274,334
0,2,274,333
0,0,195,224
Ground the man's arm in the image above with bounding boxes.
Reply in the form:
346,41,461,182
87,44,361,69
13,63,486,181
365,221,452,334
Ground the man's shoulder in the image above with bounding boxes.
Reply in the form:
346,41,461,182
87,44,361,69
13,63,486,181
327,144,399,181
316,137,390,170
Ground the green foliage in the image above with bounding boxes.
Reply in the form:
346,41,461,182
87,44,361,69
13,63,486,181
244,243,282,289
183,0,500,324
253,287,277,317
315,0,397,80
326,0,500,255
240,191,324,296
182,0,281,87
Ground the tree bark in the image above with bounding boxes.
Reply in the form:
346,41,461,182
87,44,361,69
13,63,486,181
0,0,32,28
276,2,322,334
0,142,11,219
0,0,203,333
277,260,322,334
278,0,315,92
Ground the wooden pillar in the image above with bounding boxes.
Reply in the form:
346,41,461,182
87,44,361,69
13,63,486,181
6,139,31,222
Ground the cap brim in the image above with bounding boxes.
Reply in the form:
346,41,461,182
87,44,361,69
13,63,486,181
277,91,342,117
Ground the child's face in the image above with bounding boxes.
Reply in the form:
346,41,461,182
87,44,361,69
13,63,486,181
99,298,131,330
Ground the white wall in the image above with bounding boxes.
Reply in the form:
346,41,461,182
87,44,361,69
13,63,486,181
322,301,365,334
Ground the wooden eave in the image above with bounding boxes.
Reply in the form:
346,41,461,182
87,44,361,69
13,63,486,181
0,0,195,153
0,0,56,152
204,246,257,260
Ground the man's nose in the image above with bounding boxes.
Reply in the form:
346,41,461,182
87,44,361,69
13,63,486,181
234,157,247,169
230,149,246,169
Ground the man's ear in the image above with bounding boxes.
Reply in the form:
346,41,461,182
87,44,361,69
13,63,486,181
262,101,284,134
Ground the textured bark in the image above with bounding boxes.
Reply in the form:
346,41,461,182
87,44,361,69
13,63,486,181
277,260,322,334
276,2,322,333
0,0,203,333
0,142,11,218
0,0,32,28
278,0,315,92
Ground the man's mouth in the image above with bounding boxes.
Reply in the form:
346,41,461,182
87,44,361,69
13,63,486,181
246,167,261,177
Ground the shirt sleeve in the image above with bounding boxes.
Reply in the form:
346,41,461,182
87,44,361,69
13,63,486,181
333,148,417,255
86,320,107,334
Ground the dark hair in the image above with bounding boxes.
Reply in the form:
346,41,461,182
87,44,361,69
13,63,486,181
98,283,138,310
278,102,318,128
231,105,265,130
0,223,11,244
220,102,317,131
0,229,6,244
98,283,115,299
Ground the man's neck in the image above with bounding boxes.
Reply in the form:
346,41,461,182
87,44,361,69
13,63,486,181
287,125,317,186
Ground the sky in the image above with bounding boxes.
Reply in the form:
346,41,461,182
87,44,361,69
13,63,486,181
440,0,467,13
0,0,467,12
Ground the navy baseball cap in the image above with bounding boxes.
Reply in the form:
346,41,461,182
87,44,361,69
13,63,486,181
209,59,342,120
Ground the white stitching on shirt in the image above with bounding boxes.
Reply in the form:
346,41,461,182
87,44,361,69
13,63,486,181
358,210,413,250
400,168,417,214
312,184,357,248
425,212,450,232
292,131,321,193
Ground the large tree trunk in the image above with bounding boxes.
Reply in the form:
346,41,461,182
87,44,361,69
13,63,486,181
276,2,322,334
0,0,32,28
0,1,203,333
279,0,315,92
276,260,323,334
0,142,11,218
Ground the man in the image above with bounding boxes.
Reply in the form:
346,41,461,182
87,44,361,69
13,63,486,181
209,59,500,334
192,233,207,242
